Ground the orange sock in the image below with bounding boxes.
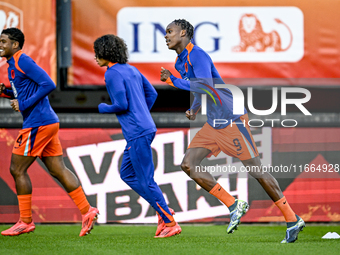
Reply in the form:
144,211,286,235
68,186,90,215
18,194,32,224
209,183,235,207
165,221,176,227
275,196,297,222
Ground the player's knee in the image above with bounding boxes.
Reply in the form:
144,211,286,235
181,160,191,175
9,166,17,177
9,165,22,178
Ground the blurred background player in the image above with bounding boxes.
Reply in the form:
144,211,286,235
93,34,180,238
0,28,99,237
160,19,305,243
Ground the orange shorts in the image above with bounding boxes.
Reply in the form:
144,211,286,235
12,123,63,158
189,114,258,161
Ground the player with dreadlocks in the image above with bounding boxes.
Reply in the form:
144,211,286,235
160,19,305,243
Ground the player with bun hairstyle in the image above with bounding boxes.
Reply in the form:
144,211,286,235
161,19,305,243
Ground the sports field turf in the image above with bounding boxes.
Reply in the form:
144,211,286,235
0,224,339,255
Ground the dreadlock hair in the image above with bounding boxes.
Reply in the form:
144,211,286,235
94,34,128,64
173,19,194,41
1,27,25,49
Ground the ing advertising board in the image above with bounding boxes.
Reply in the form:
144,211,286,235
70,0,340,85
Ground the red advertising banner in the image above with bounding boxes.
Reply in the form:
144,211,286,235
0,0,56,85
70,0,340,86
1,127,339,223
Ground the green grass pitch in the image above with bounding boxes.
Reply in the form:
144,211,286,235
0,224,339,255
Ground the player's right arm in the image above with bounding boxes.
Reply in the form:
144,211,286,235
161,70,191,91
161,50,214,94
160,68,200,119
0,83,14,99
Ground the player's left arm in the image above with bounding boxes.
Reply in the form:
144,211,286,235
141,73,157,110
189,97,201,114
98,70,128,114
0,83,14,99
17,57,56,111
187,50,217,114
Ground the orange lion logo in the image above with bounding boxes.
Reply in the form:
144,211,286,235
233,14,292,52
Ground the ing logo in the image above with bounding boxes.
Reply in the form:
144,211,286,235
0,2,23,32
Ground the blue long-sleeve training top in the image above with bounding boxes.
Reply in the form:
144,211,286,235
98,63,157,141
2,50,59,129
166,42,246,129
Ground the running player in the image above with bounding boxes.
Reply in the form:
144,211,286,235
93,34,181,238
160,19,305,243
0,28,99,237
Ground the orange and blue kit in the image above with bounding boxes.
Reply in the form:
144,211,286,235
12,123,62,158
2,50,59,129
99,63,174,223
189,114,258,160
166,42,258,160
1,50,61,157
